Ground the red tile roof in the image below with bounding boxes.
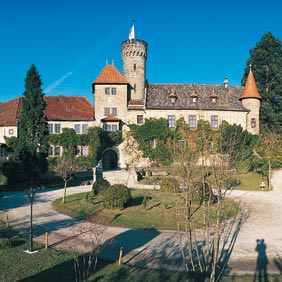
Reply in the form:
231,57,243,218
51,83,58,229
101,114,121,121
239,71,261,100
93,65,129,84
0,97,22,126
0,96,94,125
44,96,94,121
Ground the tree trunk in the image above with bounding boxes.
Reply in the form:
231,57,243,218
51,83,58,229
62,180,67,203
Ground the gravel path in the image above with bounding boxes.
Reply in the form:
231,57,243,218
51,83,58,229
1,170,282,275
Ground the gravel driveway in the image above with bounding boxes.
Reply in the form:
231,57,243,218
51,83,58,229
1,170,282,275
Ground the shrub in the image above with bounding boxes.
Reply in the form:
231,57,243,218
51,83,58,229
103,184,132,210
0,173,7,185
193,182,217,204
2,159,25,185
0,238,12,249
92,179,110,195
160,178,179,193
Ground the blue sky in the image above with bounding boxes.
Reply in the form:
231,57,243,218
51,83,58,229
1,0,282,103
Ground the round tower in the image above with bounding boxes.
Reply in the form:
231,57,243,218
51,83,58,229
121,39,147,100
239,69,261,135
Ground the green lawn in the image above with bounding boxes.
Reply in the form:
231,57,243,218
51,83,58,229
53,189,239,231
235,172,269,191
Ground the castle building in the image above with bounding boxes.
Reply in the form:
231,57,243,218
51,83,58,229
0,27,261,169
92,30,261,137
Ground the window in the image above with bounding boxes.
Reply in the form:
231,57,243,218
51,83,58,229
104,124,111,131
211,115,218,129
112,125,118,131
74,124,81,134
137,115,144,124
82,146,88,156
105,87,110,94
112,108,117,115
54,146,61,156
8,129,14,135
189,115,197,129
55,124,61,133
251,118,256,128
168,115,175,128
179,140,186,149
149,139,155,148
134,64,136,71
48,124,53,133
208,142,213,152
48,146,53,156
104,108,110,115
111,88,116,95
76,146,81,156
82,124,88,133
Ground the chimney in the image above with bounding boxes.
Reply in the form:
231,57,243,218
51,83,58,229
223,77,228,88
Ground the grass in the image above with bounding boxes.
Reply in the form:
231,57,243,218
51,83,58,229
53,189,239,231
235,172,269,191
0,224,74,282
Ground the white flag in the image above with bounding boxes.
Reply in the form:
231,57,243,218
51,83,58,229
129,25,135,40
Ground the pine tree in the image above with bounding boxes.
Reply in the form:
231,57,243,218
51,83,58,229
18,64,49,182
241,32,282,133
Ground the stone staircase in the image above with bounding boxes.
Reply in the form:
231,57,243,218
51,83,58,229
102,169,159,190
102,169,136,186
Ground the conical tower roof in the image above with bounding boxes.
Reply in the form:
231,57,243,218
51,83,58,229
239,70,261,100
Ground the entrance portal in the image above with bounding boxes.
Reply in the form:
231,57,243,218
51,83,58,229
102,149,118,170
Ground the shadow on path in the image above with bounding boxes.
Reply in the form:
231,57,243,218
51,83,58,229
100,228,160,264
254,239,268,282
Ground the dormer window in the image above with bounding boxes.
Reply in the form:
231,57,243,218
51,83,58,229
210,90,218,103
190,90,198,103
169,89,177,104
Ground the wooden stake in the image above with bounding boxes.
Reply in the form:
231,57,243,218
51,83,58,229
45,232,48,249
6,214,9,228
118,247,123,265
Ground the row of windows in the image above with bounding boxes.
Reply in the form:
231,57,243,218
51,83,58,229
104,107,117,116
136,114,258,129
105,87,117,95
48,124,88,134
149,139,214,151
137,115,256,129
103,124,118,131
48,145,88,156
168,115,219,129
137,114,218,128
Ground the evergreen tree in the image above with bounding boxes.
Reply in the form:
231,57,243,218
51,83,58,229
241,32,282,133
18,64,49,182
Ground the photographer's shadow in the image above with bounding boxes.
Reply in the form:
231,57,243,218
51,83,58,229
254,239,268,282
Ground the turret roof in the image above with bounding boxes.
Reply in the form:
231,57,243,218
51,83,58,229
239,70,261,100
93,65,128,84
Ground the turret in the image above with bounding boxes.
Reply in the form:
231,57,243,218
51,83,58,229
121,28,147,101
239,68,261,134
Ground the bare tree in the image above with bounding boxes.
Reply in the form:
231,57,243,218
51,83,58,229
73,214,110,282
174,121,245,281
55,156,76,203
